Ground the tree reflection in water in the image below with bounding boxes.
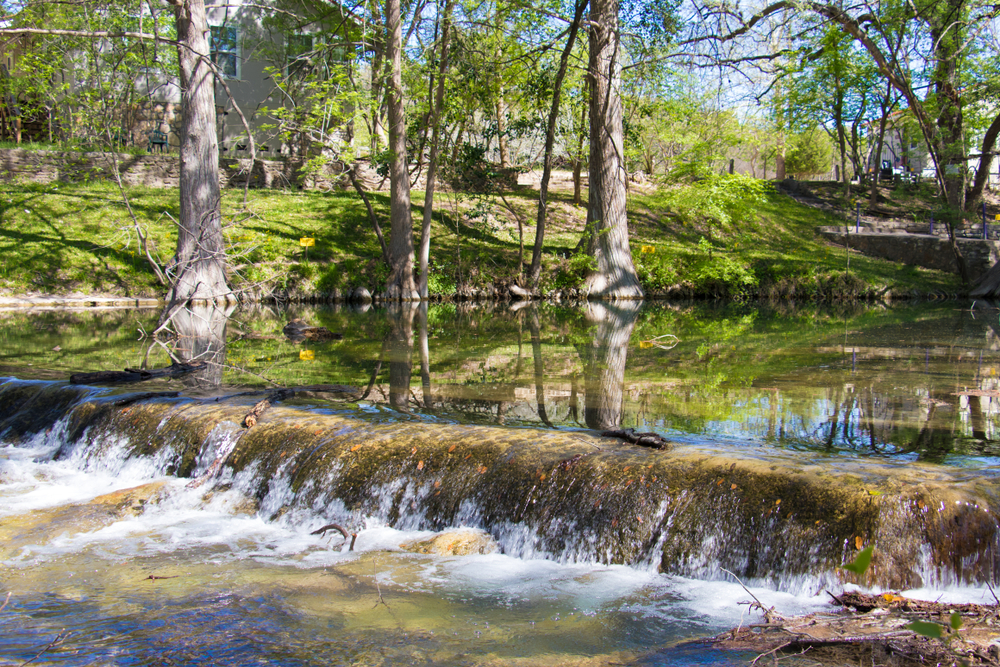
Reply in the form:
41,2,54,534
580,300,641,431
387,302,417,412
159,303,234,390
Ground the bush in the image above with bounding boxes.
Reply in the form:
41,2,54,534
658,173,773,239
785,127,834,179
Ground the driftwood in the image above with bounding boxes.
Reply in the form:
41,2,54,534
311,522,357,551
239,385,358,428
112,391,181,407
70,361,206,385
600,428,671,450
242,388,293,428
183,384,360,489
713,590,1000,667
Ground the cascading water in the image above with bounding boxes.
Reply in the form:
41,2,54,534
4,378,1000,588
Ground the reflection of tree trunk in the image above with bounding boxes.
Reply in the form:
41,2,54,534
914,401,955,464
570,372,581,426
527,307,554,427
387,302,416,411
969,395,987,441
823,388,843,451
164,304,233,389
418,302,432,409
581,300,641,430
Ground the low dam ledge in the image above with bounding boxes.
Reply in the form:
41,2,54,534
1,377,996,595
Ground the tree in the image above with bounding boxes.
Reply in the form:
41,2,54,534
687,0,1000,285
529,0,588,290
1,0,233,304
166,0,232,306
383,0,418,300
582,0,643,299
417,0,455,299
783,125,833,178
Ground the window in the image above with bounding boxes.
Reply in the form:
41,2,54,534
286,34,313,76
210,25,239,79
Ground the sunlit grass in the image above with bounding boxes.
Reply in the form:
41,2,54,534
0,177,962,300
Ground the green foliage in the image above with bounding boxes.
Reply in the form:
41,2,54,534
446,143,520,193
634,247,681,291
660,173,773,236
784,127,834,179
688,238,758,296
906,620,944,639
4,0,176,148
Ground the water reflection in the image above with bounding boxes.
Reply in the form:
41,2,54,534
2,301,999,465
581,301,641,431
160,303,235,390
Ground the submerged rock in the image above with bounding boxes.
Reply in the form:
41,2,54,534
282,318,343,342
400,529,498,556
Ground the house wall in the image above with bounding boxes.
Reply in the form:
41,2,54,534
0,147,369,190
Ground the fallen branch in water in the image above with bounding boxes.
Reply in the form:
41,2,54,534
600,428,671,450
242,389,294,428
311,523,357,551
112,391,180,407
19,629,69,667
70,361,206,385
713,590,1000,667
722,567,781,624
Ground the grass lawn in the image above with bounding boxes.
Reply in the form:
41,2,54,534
0,174,964,300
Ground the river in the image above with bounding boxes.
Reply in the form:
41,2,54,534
0,299,997,665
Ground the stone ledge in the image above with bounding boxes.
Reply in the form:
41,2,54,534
820,227,999,276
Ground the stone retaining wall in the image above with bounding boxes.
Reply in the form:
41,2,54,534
0,148,378,191
821,227,1000,276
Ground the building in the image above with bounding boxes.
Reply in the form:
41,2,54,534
0,1,358,157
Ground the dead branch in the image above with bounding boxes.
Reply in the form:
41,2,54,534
600,428,671,450
71,362,205,386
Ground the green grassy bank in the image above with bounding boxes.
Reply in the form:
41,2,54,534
0,176,963,301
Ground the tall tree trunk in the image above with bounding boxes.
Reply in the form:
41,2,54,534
528,0,588,289
496,92,510,168
869,81,894,209
968,113,1000,209
418,0,455,299
583,0,643,300
167,0,232,306
573,82,588,207
369,31,387,156
385,0,417,300
930,4,966,214
833,68,849,196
